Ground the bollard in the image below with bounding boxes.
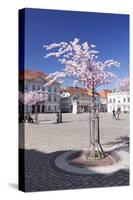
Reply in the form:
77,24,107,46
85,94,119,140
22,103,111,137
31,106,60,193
59,112,62,123
56,112,60,123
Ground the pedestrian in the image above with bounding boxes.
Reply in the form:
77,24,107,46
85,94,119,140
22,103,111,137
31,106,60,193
112,109,116,120
116,107,121,120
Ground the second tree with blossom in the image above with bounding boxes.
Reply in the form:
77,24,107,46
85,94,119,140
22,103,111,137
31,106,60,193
19,90,48,123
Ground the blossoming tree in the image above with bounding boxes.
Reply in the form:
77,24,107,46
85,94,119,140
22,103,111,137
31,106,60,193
116,76,129,92
43,38,120,158
19,90,48,123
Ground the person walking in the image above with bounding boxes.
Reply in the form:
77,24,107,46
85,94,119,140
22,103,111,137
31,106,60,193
116,107,121,120
112,109,116,120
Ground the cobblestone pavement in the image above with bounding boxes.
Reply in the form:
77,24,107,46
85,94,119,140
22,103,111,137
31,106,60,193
19,113,129,192
23,149,129,192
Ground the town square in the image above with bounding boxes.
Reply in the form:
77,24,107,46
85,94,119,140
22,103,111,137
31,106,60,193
19,112,129,191
19,8,129,192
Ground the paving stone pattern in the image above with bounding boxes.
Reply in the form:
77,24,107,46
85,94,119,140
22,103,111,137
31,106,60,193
20,113,129,192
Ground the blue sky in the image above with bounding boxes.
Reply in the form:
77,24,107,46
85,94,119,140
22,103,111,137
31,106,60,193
24,8,129,90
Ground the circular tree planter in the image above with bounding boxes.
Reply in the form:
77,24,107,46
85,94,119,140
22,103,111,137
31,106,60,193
68,151,120,168
54,149,129,175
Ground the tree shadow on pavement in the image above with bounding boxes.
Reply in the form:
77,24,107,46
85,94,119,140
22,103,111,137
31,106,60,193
19,148,129,192
103,136,129,152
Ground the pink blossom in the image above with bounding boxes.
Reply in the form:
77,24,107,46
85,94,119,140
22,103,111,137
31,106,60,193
116,76,129,92
19,90,48,105
44,38,120,90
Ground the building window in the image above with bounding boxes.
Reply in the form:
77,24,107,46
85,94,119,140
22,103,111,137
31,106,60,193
25,84,28,91
25,104,28,112
54,96,57,101
48,105,51,111
128,97,130,103
118,100,121,103
42,105,45,113
37,85,41,90
113,98,115,103
32,84,35,91
109,98,112,103
42,86,45,91
123,98,126,103
48,87,51,92
48,95,51,102
37,105,40,113
54,87,57,92
32,105,35,113
53,106,56,112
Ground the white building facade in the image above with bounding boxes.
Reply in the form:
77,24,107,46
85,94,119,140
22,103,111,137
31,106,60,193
19,70,60,113
107,92,130,112
60,88,100,113
98,90,112,112
60,95,92,113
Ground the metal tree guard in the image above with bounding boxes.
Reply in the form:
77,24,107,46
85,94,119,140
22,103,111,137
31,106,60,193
88,87,105,159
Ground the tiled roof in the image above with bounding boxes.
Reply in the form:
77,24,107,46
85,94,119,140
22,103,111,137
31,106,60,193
19,70,47,81
61,87,92,96
99,89,112,99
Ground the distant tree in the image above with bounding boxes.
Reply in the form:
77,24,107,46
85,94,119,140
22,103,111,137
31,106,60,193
116,76,129,92
19,90,48,123
44,38,120,158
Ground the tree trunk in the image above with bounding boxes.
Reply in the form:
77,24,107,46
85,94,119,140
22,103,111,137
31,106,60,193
89,87,96,156
34,104,38,124
89,87,105,158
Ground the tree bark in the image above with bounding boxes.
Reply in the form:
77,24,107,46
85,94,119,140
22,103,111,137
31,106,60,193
34,104,38,124
89,86,96,156
89,86,105,158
